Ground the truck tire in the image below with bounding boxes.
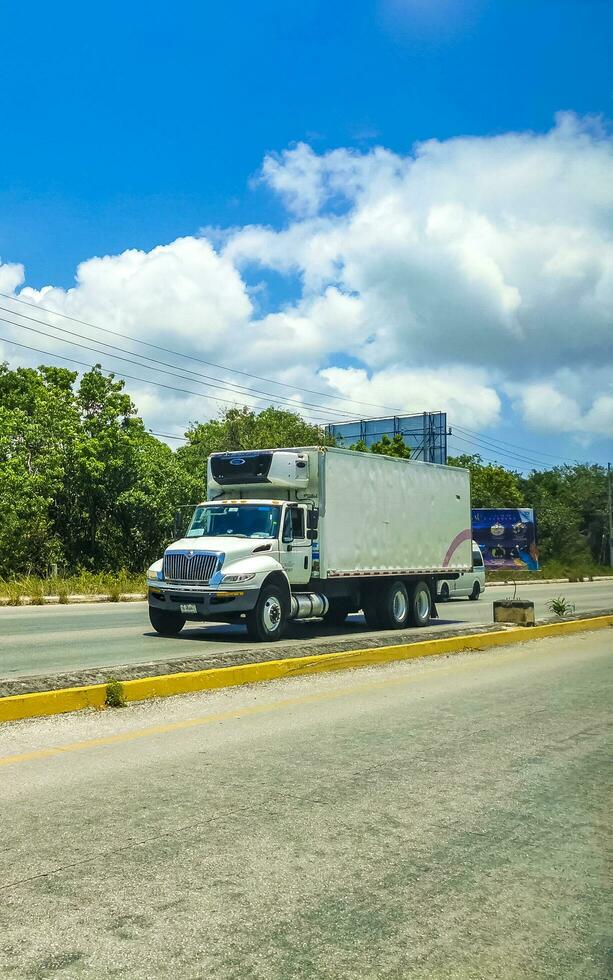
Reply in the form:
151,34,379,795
439,582,450,602
149,606,186,636
323,598,352,626
377,580,410,629
246,584,288,642
469,581,481,601
408,580,432,627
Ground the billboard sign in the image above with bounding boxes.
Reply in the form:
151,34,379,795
325,412,447,464
471,508,539,571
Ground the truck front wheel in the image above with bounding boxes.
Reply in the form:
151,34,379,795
408,581,432,627
246,584,288,642
149,606,186,636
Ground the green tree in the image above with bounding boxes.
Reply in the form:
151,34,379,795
520,464,606,564
448,454,523,508
0,363,79,575
350,434,412,458
177,406,333,489
55,367,195,570
0,362,196,575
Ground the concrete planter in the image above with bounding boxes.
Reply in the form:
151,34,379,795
493,600,535,627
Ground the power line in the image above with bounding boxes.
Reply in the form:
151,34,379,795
0,336,580,469
149,430,188,442
0,309,363,422
1,293,596,466
447,438,532,471
449,432,544,468
0,313,359,423
454,424,569,464
0,291,406,415
0,334,334,426
448,431,550,469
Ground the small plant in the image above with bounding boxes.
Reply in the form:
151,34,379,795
105,678,126,708
107,582,122,602
6,582,22,606
58,583,69,604
547,596,576,617
29,580,45,605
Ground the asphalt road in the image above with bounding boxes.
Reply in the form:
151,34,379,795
1,630,611,979
0,580,611,681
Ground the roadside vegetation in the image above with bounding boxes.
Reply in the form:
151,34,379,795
0,571,145,604
1,361,610,601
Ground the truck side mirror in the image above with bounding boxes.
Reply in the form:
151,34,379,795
307,529,317,540
307,508,319,531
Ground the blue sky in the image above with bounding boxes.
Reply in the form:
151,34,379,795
0,0,612,470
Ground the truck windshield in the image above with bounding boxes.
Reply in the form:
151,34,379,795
185,504,281,539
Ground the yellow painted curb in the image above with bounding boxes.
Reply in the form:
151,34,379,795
1,614,612,725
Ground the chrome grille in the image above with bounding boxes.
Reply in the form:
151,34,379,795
163,551,220,584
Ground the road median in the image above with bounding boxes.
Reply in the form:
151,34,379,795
1,611,611,725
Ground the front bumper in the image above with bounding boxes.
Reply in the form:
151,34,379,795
148,585,259,619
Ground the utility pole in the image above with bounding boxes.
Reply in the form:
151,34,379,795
606,461,613,567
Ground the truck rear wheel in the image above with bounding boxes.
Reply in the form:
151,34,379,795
149,606,186,636
408,581,432,627
246,584,288,642
377,580,410,629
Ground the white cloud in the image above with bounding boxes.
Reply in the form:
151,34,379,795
1,113,612,443
320,365,502,430
20,237,252,344
0,261,24,295
511,383,582,434
510,379,613,438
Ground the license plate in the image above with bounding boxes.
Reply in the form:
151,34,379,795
180,603,197,614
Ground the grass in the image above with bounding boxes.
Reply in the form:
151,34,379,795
486,560,613,583
0,570,145,602
104,678,126,708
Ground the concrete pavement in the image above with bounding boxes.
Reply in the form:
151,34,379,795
1,579,611,683
1,630,611,979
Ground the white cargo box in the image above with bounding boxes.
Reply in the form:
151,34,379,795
316,448,471,578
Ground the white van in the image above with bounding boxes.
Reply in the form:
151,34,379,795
437,542,485,602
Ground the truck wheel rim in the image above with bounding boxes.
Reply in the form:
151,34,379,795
263,596,282,631
416,589,430,619
393,590,407,622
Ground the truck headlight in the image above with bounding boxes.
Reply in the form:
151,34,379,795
147,564,164,581
221,573,256,583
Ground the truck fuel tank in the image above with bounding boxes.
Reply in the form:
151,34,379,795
289,593,329,620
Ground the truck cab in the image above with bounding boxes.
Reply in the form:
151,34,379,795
147,450,324,641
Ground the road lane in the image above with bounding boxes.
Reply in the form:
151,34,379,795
0,579,611,680
1,631,611,979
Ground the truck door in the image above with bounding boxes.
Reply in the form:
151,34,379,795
280,505,311,585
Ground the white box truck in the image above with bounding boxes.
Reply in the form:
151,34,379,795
147,447,472,641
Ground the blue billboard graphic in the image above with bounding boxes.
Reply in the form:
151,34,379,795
471,508,539,571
